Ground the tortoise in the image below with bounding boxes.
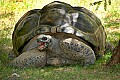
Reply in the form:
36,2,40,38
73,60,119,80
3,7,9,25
11,1,106,68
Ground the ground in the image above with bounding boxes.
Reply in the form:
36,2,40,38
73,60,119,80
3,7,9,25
0,0,120,80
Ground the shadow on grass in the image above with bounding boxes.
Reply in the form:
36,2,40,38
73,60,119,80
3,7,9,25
0,37,12,65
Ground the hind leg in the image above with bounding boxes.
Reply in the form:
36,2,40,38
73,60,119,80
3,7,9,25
60,38,96,66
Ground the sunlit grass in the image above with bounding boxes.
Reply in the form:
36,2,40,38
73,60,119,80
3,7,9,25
0,0,120,80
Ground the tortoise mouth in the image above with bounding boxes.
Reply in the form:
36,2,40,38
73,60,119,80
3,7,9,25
37,34,52,50
38,42,47,50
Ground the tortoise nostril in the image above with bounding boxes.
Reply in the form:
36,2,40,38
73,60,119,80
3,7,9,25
41,37,47,41
37,36,48,43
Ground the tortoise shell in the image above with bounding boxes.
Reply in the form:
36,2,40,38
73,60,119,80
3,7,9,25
12,1,106,56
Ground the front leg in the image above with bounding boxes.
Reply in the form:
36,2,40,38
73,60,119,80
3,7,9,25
60,38,96,66
10,48,46,68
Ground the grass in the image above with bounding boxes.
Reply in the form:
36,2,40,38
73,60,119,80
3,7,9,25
0,0,120,80
0,64,120,80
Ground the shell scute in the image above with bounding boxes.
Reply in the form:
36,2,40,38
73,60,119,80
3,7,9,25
12,1,106,56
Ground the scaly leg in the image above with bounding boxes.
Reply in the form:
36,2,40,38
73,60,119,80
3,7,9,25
10,48,46,68
60,38,96,66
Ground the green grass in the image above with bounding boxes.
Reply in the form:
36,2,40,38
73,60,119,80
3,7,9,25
0,63,120,80
0,0,120,80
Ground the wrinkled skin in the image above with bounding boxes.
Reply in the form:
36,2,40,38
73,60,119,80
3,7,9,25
11,34,96,68
11,1,106,68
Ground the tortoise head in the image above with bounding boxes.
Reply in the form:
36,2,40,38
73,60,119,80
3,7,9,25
36,34,53,50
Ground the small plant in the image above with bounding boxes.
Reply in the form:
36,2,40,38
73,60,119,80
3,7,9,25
90,0,111,11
